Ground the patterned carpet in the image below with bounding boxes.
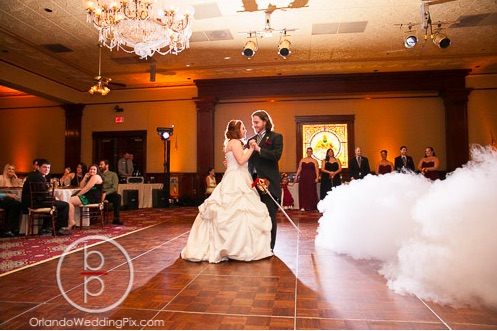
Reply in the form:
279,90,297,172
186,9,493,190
0,207,199,276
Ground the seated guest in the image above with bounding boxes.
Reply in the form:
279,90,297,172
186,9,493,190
69,162,88,187
68,164,103,228
0,164,20,187
375,150,394,175
59,167,73,187
0,191,21,237
21,159,73,236
98,159,124,225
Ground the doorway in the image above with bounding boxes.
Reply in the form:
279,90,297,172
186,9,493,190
92,130,147,175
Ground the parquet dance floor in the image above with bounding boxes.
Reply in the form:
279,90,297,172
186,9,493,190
0,207,496,330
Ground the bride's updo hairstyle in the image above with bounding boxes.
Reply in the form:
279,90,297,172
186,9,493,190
224,120,244,147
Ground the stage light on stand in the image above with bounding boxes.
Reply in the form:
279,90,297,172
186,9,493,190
157,127,174,140
157,126,174,208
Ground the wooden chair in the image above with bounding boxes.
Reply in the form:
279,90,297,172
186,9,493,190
27,182,56,236
0,208,5,232
78,192,106,229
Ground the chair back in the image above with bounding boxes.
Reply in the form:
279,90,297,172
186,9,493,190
29,181,55,210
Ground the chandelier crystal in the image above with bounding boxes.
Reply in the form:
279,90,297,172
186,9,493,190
84,0,195,59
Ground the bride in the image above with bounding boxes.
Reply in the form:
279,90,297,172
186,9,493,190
181,119,273,263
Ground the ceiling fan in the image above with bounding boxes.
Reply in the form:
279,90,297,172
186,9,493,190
88,44,125,95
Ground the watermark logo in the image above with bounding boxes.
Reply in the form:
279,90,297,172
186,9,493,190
56,235,134,313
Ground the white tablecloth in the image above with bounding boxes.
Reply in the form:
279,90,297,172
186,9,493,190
118,183,163,208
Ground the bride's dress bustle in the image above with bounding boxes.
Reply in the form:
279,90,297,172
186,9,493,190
181,151,272,263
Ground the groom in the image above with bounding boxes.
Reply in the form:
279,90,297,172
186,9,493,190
248,110,283,250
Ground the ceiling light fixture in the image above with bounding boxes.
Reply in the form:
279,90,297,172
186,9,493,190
89,81,110,96
89,44,110,96
277,30,291,59
242,34,258,59
83,0,195,59
403,25,417,48
432,31,451,49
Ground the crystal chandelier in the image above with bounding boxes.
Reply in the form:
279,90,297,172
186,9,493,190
84,0,195,59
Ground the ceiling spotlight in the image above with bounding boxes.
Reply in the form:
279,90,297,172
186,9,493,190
433,32,451,49
404,35,418,48
242,34,258,59
157,126,174,140
278,31,291,59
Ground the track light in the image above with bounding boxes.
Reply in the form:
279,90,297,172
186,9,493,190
242,35,258,59
157,126,174,140
278,31,291,59
433,32,451,49
404,35,418,48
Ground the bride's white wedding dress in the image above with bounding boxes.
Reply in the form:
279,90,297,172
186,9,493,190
181,151,273,263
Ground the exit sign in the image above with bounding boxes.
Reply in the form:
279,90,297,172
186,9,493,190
115,117,124,123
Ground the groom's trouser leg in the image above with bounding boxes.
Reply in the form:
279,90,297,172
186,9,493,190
261,193,278,249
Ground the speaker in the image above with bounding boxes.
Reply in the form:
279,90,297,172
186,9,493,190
127,176,144,184
152,189,168,208
123,190,139,210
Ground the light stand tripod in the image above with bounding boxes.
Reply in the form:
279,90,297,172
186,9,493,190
157,126,174,208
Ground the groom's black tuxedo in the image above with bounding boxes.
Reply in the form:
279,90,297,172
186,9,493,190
248,130,283,249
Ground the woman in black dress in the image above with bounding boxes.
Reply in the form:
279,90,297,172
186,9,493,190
320,148,342,200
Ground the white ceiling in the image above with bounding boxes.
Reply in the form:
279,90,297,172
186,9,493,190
1,0,496,99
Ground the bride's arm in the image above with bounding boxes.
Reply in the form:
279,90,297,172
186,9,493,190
230,140,254,165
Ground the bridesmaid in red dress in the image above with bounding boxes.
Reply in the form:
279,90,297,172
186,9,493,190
375,150,394,175
417,146,440,180
294,147,320,211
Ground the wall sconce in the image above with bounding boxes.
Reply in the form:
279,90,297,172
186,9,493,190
432,31,451,48
242,34,258,59
278,30,291,59
157,126,174,140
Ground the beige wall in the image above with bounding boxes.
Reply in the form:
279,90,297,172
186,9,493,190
214,96,445,173
1,73,496,177
81,99,197,173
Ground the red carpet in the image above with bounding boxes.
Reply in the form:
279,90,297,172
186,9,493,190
0,207,198,276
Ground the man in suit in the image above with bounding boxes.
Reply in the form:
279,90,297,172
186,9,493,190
21,159,72,235
349,147,370,180
248,110,283,250
394,145,415,173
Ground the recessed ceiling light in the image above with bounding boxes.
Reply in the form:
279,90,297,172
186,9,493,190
245,68,253,71
224,57,231,60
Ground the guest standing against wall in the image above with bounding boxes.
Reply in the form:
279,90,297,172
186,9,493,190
294,147,319,211
205,167,217,196
376,150,394,175
394,145,415,173
418,146,440,180
349,147,370,180
320,148,342,200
